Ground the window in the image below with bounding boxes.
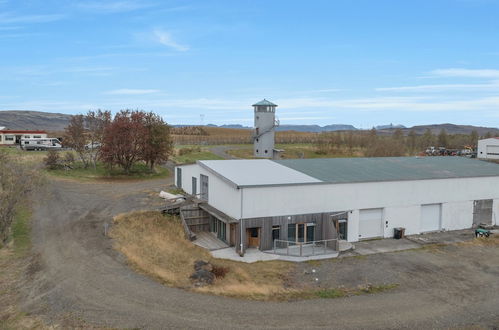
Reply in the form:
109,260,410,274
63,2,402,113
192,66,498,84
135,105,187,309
192,177,197,196
33,135,41,138
0,135,2,142
24,135,30,138
249,227,259,238
264,150,268,153
5,135,14,141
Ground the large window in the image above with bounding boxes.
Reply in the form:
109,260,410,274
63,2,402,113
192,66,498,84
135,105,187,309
5,135,14,141
287,223,315,243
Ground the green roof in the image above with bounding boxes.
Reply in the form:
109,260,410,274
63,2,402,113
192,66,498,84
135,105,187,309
252,99,277,107
273,157,499,184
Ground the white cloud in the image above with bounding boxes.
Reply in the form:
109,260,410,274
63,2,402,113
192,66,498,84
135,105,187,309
105,89,160,95
77,1,156,13
0,13,65,25
430,68,499,78
376,81,499,92
152,29,188,51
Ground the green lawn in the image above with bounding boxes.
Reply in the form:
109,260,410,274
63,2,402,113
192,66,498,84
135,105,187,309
47,162,169,181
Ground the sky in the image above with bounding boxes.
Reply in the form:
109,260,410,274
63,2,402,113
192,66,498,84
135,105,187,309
1,0,499,128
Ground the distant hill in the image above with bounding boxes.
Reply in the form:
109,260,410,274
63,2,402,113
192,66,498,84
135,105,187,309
0,110,72,131
1,110,497,136
204,123,357,132
377,123,499,136
375,124,406,130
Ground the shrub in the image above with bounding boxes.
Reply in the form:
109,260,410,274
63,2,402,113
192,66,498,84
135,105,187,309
211,265,229,279
44,150,60,169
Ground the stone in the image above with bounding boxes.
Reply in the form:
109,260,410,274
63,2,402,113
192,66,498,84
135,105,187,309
190,269,215,286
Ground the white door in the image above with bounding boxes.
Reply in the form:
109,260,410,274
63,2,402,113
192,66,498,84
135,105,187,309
359,208,383,239
420,204,441,232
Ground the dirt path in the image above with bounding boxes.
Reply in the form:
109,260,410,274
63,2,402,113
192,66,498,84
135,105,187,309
208,145,240,159
21,178,499,329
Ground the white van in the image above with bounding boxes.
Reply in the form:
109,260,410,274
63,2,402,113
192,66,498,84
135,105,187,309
21,138,62,151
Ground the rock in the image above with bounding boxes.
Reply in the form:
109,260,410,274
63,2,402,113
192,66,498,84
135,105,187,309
190,269,215,286
194,260,213,272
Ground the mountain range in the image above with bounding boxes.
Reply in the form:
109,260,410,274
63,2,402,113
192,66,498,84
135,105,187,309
1,110,498,136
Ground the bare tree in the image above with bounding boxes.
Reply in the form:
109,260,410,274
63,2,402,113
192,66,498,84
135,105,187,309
64,115,90,168
85,110,111,169
0,150,40,245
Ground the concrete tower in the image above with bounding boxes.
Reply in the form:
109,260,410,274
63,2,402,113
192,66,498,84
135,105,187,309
253,99,278,158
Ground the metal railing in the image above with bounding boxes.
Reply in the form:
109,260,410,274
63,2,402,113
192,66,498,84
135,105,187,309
273,239,338,257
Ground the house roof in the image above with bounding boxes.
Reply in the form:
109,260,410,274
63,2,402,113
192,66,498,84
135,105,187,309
274,157,499,184
0,130,47,134
252,99,277,107
198,159,320,187
192,157,499,188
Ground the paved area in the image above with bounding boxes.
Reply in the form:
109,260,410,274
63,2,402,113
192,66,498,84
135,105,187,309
20,178,499,329
211,247,340,263
346,238,421,256
193,232,229,250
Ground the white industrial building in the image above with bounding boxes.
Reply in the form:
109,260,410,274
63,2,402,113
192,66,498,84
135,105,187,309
478,137,499,160
175,157,499,254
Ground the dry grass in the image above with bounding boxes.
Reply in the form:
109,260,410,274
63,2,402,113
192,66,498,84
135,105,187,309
110,211,294,300
457,234,499,247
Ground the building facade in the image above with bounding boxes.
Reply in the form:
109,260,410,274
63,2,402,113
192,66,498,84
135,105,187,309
478,137,499,160
175,157,499,255
0,130,47,146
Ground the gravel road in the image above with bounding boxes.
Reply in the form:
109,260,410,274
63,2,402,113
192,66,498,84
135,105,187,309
21,178,499,329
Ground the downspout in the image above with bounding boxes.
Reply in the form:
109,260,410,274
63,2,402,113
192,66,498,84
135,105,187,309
239,187,244,257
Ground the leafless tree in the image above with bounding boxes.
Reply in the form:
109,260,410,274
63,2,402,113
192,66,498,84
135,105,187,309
0,150,40,245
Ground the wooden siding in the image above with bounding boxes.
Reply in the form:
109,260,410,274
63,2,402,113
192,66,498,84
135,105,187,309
239,211,348,253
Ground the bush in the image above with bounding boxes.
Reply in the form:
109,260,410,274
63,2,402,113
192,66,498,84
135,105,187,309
44,150,60,169
211,265,229,279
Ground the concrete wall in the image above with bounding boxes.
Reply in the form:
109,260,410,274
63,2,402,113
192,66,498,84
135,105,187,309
241,176,499,242
254,110,275,158
176,163,241,219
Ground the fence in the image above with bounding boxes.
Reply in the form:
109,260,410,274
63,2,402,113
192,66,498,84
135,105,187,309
272,239,338,257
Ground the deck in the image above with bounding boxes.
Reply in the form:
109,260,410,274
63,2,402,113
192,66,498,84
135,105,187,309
193,232,229,251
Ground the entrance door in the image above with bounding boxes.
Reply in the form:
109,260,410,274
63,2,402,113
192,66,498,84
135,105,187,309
420,204,441,232
200,174,209,201
359,208,383,239
246,227,260,248
473,199,493,226
335,219,348,240
192,177,197,196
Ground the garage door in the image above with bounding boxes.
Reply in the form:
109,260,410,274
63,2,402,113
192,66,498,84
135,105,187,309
420,204,441,232
359,208,383,239
486,145,499,156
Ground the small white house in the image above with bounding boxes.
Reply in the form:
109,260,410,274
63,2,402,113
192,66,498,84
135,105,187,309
0,130,47,146
478,137,499,160
175,157,499,255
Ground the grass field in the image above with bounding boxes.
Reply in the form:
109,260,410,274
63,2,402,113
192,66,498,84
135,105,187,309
110,211,399,301
227,143,366,159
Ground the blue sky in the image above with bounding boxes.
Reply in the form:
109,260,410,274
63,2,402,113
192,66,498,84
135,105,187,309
1,0,499,128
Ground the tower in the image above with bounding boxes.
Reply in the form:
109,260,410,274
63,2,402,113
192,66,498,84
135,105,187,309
253,99,278,158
